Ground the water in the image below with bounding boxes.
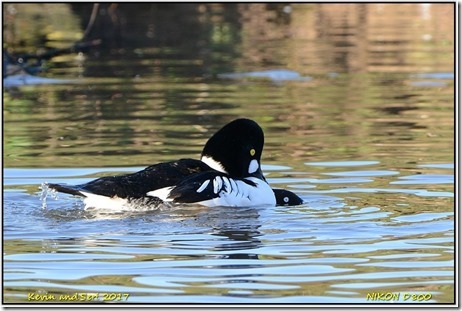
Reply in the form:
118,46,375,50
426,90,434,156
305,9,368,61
3,3,455,304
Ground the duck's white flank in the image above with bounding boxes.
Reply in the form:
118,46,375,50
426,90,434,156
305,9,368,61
80,191,130,210
147,176,276,207
198,177,276,207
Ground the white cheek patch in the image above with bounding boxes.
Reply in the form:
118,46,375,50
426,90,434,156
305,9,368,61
248,159,259,174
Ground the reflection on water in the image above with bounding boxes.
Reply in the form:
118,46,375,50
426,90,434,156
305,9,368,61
3,3,454,304
3,160,454,304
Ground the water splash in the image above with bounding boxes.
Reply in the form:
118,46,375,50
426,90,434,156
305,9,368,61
39,183,58,209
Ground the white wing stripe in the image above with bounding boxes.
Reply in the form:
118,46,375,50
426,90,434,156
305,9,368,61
215,176,223,193
147,186,174,201
213,178,219,194
222,177,231,192
231,179,239,196
196,179,210,193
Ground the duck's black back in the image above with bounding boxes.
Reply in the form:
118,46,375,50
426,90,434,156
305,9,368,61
49,158,212,199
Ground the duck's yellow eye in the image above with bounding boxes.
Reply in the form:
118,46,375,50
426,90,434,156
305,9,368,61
250,149,256,156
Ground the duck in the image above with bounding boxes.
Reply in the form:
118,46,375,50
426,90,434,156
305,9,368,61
47,118,303,209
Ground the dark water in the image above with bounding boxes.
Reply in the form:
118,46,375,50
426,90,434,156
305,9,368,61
3,3,455,304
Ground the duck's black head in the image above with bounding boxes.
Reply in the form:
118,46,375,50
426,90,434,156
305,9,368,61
201,118,265,179
273,189,304,206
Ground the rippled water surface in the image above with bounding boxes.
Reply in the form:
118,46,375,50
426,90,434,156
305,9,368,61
3,3,455,304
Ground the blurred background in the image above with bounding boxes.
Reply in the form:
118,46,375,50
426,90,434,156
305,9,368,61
3,3,454,168
3,3,455,304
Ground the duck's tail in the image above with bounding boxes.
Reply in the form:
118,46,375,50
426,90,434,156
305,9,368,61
47,183,86,197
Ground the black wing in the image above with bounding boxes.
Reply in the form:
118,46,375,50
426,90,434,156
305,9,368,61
48,158,212,199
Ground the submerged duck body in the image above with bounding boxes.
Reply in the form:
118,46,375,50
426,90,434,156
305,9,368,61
48,118,303,209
